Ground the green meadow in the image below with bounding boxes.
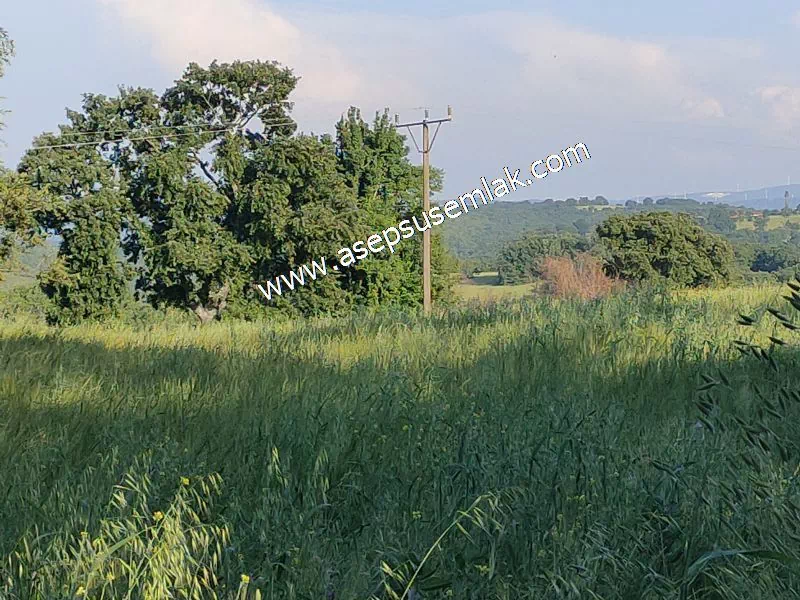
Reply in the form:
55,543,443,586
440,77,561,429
2,284,800,599
454,272,536,302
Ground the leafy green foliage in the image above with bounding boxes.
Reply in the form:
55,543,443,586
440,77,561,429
18,93,137,324
15,61,454,322
597,212,735,287
0,172,48,281
229,132,362,316
705,204,737,234
117,61,299,322
36,189,133,325
334,108,453,308
0,28,12,74
751,244,800,275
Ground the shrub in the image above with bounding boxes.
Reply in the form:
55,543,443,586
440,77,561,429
497,233,593,285
0,283,49,321
540,253,621,300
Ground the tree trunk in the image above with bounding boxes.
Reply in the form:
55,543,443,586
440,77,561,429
190,281,230,325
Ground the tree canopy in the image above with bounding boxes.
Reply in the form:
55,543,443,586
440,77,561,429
596,212,734,287
16,60,453,322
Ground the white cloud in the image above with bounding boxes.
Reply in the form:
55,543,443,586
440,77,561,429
97,0,362,103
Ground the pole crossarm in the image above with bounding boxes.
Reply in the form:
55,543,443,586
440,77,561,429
394,116,453,128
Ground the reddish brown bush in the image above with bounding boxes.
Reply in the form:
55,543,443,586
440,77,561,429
540,253,622,300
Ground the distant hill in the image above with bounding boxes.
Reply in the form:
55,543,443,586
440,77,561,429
442,200,624,269
441,194,800,271
619,184,800,211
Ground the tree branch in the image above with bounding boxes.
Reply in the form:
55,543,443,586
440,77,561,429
198,159,220,189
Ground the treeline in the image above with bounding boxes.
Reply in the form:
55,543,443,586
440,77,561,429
0,56,454,323
450,192,800,283
496,210,800,289
497,212,737,288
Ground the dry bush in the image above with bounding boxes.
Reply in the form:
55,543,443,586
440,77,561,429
541,253,622,300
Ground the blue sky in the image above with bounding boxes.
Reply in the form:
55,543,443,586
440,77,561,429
2,1,800,201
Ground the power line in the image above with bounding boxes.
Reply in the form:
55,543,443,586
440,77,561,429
45,116,298,140
27,121,297,151
48,122,242,140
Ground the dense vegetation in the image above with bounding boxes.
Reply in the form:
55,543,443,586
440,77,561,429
471,205,800,289
495,213,737,289
3,285,800,598
3,58,452,323
596,212,735,287
497,232,592,285
446,197,800,285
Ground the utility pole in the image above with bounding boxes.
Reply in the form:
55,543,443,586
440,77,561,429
394,106,453,315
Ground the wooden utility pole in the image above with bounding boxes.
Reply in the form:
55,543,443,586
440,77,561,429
394,106,453,315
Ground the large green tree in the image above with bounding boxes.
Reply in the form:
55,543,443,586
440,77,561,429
596,212,734,287
19,60,455,322
121,61,294,322
227,132,365,316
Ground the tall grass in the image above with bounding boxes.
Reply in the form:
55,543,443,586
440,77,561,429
1,284,799,598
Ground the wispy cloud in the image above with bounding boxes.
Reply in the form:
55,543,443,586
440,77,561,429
758,85,800,131
468,13,727,123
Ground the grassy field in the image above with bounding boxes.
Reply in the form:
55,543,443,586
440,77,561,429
2,285,800,598
454,272,536,301
735,214,800,231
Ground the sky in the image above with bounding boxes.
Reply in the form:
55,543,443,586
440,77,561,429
2,0,800,202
